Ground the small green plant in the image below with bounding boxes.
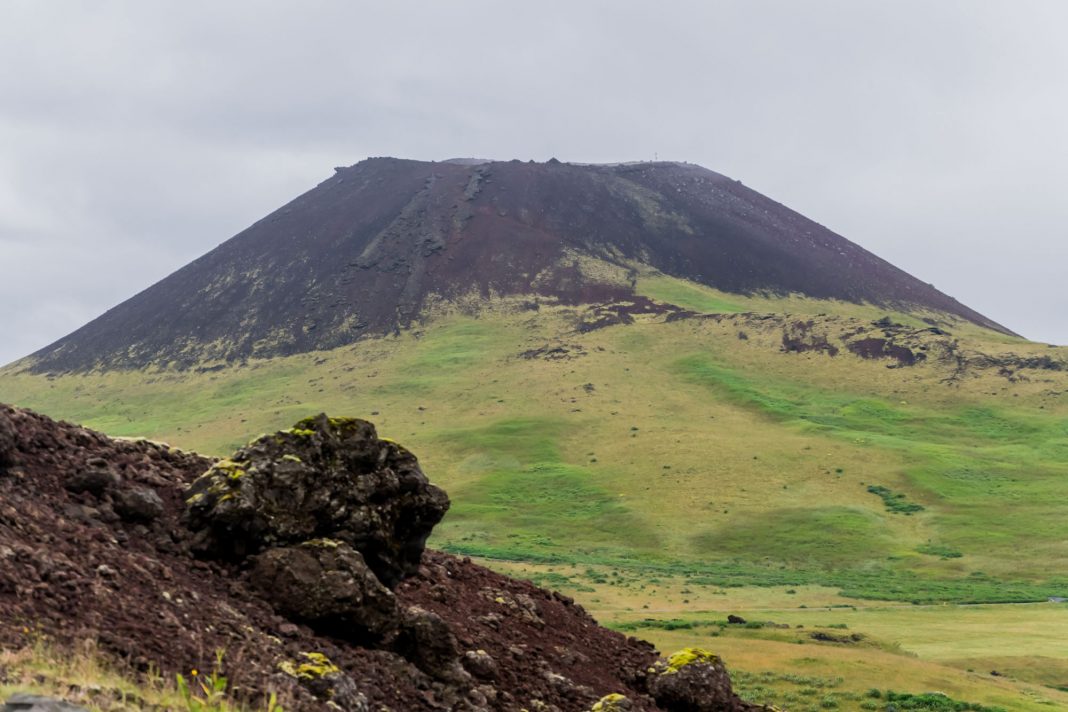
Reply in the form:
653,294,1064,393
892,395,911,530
263,692,284,712
868,690,1007,711
917,543,964,559
175,650,230,712
612,617,700,632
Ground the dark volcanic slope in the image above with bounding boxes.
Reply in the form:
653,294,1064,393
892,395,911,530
0,404,681,711
28,157,1009,372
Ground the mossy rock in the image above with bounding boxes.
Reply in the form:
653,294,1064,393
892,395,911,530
278,651,340,681
591,692,633,711
650,648,750,711
278,652,368,710
664,647,720,674
183,413,450,588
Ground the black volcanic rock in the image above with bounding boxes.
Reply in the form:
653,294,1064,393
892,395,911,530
183,413,450,587
24,157,1012,371
250,540,402,642
649,650,754,711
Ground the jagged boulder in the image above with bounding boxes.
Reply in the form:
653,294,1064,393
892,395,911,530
462,649,499,681
279,652,370,711
249,539,400,642
183,414,449,587
393,605,470,684
185,414,468,685
63,463,120,497
648,649,756,711
114,486,165,523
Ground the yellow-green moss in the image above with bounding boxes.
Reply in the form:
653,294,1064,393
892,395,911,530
206,481,230,496
281,454,303,464
664,647,719,674
208,458,247,481
293,415,359,431
278,652,339,680
591,693,629,711
328,416,359,427
301,539,341,550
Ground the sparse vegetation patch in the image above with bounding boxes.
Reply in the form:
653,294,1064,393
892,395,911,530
866,485,925,515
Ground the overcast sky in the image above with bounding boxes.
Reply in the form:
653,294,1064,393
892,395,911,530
2,1,1067,366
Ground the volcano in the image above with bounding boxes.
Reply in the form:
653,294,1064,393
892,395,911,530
26,157,1010,372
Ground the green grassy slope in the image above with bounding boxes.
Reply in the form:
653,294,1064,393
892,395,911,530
5,275,1068,708
489,557,1068,710
3,278,1066,598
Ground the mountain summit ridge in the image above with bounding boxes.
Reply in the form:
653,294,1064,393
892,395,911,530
25,157,1012,372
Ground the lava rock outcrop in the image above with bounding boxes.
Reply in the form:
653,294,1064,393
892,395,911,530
648,650,754,712
184,413,449,587
0,404,762,711
249,540,401,643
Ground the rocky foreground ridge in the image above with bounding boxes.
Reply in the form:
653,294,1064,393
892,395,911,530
0,405,762,711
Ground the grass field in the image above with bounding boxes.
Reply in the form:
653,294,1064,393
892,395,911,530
3,275,1068,707
487,558,1068,710
646,624,1068,712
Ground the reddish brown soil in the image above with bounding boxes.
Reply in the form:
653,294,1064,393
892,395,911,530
401,552,659,709
0,404,667,710
24,158,1012,373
